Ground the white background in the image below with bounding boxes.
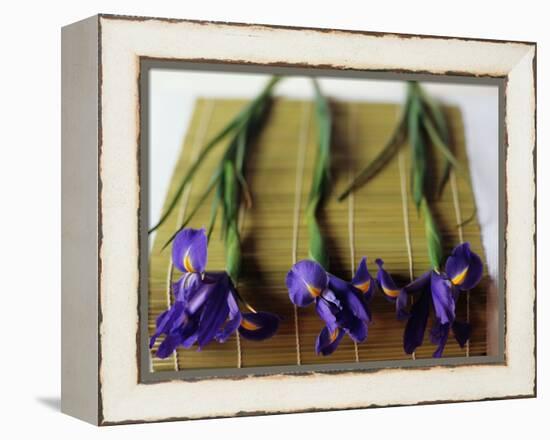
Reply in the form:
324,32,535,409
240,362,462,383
149,71,499,276
0,1,545,438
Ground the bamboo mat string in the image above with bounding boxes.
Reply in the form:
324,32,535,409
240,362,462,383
347,103,360,363
450,170,470,357
163,100,215,370
236,204,248,368
290,101,311,365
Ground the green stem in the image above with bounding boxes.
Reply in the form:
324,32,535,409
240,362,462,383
420,197,443,270
338,91,411,201
306,79,332,270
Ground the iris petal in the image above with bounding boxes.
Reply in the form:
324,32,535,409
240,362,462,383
286,260,328,307
238,311,280,341
216,291,242,343
352,257,374,300
403,291,430,354
149,301,186,348
396,289,410,321
431,272,455,325
172,272,202,304
328,274,369,322
430,322,451,358
197,276,230,349
315,297,339,333
404,271,431,293
172,228,208,273
375,259,401,300
452,320,472,348
156,332,182,359
179,319,199,348
315,326,345,356
445,242,483,290
346,318,368,343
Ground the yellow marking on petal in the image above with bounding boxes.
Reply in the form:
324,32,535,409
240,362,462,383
354,279,371,293
241,319,260,331
305,283,322,298
329,328,340,343
451,267,468,286
383,288,400,298
183,253,196,273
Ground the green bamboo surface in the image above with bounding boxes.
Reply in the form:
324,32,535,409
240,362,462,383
148,97,490,372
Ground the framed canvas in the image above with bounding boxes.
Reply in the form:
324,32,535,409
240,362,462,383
61,14,536,425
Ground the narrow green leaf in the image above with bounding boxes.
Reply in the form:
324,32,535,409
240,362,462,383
420,197,443,270
206,195,220,242
306,206,329,269
305,79,332,270
408,85,426,209
338,90,411,201
161,170,222,249
225,222,242,283
223,161,237,222
417,84,455,197
422,115,461,170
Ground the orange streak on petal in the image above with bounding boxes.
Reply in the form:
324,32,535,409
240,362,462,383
354,279,371,293
183,253,196,272
241,319,260,331
451,267,468,285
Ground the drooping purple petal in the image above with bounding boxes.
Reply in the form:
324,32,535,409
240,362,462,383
186,280,217,315
286,260,328,307
172,228,208,273
403,291,430,354
172,272,202,303
403,271,431,293
375,258,401,300
320,288,341,307
149,301,186,348
156,332,182,359
216,290,242,343
238,311,280,341
197,276,230,349
343,286,370,323
346,317,368,343
315,326,345,356
430,322,451,358
445,242,483,290
458,251,483,291
352,257,374,300
431,272,455,325
149,310,170,349
328,274,369,322
315,296,339,333
396,272,431,321
396,289,410,321
179,319,200,349
452,320,472,348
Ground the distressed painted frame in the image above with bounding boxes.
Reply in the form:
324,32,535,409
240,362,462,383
61,14,536,425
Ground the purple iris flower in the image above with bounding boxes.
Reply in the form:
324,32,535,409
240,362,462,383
376,242,483,358
286,258,374,356
150,228,280,358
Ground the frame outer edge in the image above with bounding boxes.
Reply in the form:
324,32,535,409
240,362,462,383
61,14,100,425
94,15,537,424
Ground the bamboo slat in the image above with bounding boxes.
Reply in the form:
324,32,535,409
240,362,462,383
148,98,490,372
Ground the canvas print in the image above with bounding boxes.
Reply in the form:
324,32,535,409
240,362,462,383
143,67,501,376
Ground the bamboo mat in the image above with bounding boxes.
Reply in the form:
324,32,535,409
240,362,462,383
148,97,490,372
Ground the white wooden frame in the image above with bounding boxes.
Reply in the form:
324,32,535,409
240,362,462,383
61,14,536,425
